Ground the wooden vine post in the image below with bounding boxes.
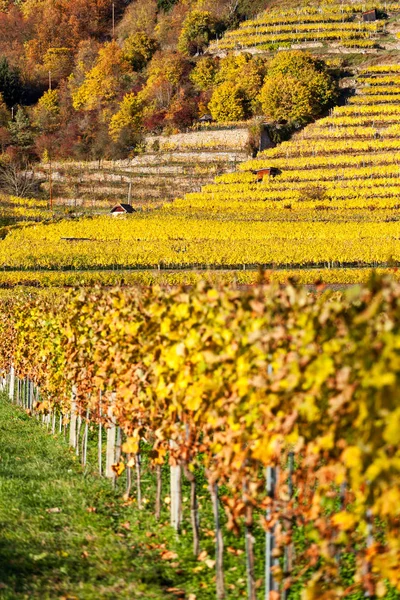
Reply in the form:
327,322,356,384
170,440,182,532
82,409,89,467
244,485,256,600
265,466,279,600
69,386,78,449
9,366,15,403
98,391,103,476
183,464,200,556
135,450,142,508
155,464,162,520
283,452,295,600
106,399,117,480
210,480,225,599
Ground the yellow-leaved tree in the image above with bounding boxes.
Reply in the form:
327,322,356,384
33,89,61,133
141,51,187,110
122,32,158,72
190,56,219,92
177,10,217,56
259,50,337,125
208,81,246,122
205,53,266,120
43,47,74,80
109,93,143,143
71,42,131,112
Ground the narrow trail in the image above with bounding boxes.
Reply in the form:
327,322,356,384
0,397,174,600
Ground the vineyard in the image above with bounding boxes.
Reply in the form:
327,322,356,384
3,0,400,598
209,2,400,52
1,279,400,599
36,128,251,210
0,195,51,223
0,65,399,284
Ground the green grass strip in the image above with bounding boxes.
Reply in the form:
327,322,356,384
0,397,188,600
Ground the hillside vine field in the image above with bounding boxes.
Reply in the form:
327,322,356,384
2,63,400,285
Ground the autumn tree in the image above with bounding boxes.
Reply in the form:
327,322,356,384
238,57,266,114
142,50,188,110
0,127,11,154
0,94,9,127
43,47,74,81
190,56,219,92
71,42,132,111
208,81,246,122
206,54,267,121
259,51,337,124
0,93,10,153
165,89,199,130
0,6,29,68
155,2,190,50
109,93,143,144
69,40,101,89
123,32,158,72
157,0,178,11
178,10,219,56
116,0,158,39
33,89,61,134
23,0,125,49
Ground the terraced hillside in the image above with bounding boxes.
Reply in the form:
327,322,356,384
191,63,400,215
2,65,400,286
36,127,251,210
210,1,400,53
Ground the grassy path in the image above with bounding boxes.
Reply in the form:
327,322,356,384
0,397,184,600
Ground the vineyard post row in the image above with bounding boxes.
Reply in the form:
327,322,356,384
0,368,283,600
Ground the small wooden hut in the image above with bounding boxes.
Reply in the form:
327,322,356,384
362,9,377,21
198,114,213,123
110,203,135,216
253,167,280,182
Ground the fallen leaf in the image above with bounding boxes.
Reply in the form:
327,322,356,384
197,550,209,562
227,546,244,556
161,550,178,560
192,565,204,573
205,559,216,569
111,462,125,476
165,587,185,596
